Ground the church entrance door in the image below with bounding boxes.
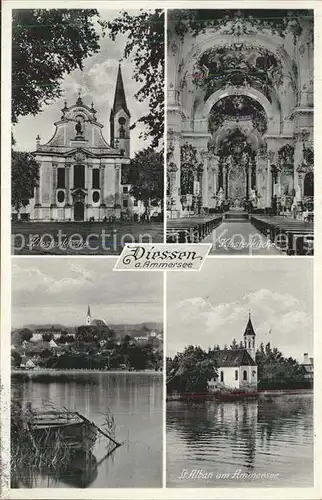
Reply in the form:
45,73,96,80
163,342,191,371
74,201,84,221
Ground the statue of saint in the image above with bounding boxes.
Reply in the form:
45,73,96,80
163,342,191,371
75,116,84,137
250,188,257,205
217,187,224,205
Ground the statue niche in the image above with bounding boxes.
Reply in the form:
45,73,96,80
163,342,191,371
75,115,85,139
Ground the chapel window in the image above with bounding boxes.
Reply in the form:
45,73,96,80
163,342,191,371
220,371,224,383
235,370,238,381
243,370,247,381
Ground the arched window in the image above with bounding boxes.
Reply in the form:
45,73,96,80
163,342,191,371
243,370,247,381
220,371,224,383
248,341,251,348
119,125,125,139
235,370,238,381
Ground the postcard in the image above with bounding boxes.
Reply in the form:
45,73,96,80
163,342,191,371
1,2,321,500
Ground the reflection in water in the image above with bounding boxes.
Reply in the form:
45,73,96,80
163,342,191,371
167,394,313,487
13,450,98,489
12,372,162,488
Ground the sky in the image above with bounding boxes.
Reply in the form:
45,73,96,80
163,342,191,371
12,258,163,328
12,9,153,157
167,258,313,362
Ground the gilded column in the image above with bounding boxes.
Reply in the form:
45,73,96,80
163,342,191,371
200,150,209,208
167,129,181,216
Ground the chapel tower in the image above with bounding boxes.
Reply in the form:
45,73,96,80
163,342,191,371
86,305,92,326
110,63,131,157
243,312,256,360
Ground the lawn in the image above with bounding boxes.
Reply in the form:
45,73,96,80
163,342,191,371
12,221,164,255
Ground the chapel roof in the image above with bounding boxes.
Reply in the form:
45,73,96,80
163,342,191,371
213,349,256,367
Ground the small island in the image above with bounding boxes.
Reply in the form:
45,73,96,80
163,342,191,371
167,315,313,401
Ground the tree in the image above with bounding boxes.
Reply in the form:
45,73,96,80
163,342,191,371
167,345,217,393
42,332,54,342
75,325,99,343
11,151,39,217
19,328,33,342
128,149,163,219
255,342,307,388
230,338,239,349
118,334,133,354
106,10,164,147
11,351,22,368
12,9,104,124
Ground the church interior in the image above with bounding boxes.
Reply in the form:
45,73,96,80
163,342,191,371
167,10,313,254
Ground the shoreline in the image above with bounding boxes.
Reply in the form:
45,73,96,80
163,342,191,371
166,388,313,402
12,368,162,375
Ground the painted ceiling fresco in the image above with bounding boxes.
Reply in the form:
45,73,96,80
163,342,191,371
208,95,268,135
194,44,284,102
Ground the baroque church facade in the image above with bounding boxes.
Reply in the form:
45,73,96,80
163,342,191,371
29,65,131,222
167,10,314,219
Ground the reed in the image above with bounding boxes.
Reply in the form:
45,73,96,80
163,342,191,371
11,398,120,487
11,401,87,487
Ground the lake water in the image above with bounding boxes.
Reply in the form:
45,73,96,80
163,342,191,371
167,393,313,487
12,372,163,488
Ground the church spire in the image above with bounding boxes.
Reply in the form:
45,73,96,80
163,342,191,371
243,312,256,360
110,63,131,154
111,63,130,119
86,305,92,326
243,311,256,337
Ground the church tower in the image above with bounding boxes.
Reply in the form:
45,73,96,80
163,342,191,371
86,305,92,326
243,312,256,360
110,63,131,157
